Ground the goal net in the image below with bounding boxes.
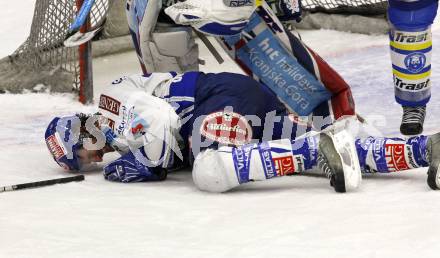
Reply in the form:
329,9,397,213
0,0,110,102
297,0,389,34
0,0,388,99
302,0,387,15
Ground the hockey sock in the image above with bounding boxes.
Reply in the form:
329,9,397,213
231,136,319,184
388,0,438,107
355,136,429,173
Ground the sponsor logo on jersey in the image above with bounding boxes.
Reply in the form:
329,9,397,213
233,144,254,183
385,142,409,172
404,53,426,73
261,149,276,179
46,135,66,160
99,94,121,115
225,0,253,7
273,155,295,176
394,77,430,91
200,111,252,146
394,32,428,44
405,144,418,169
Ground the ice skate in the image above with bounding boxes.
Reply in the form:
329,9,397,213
427,132,440,190
318,131,362,193
400,106,426,136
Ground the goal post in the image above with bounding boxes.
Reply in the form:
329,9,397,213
77,0,94,104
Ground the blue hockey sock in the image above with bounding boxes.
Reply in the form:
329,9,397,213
231,136,319,184
355,136,429,173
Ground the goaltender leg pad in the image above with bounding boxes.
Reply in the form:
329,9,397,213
388,0,438,106
126,0,161,74
217,3,354,121
126,0,199,73
148,26,199,72
222,8,332,116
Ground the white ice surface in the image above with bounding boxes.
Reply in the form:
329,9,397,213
1,6,440,258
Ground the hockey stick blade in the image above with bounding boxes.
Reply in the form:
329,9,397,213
0,175,85,193
64,26,103,47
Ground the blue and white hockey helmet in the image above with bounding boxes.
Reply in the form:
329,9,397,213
45,115,82,171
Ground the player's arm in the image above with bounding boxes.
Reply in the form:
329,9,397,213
101,89,182,183
102,113,177,183
103,150,167,183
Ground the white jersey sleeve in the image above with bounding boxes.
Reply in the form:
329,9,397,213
98,73,182,167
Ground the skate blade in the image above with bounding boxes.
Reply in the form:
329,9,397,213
427,134,440,190
427,163,440,190
329,129,362,192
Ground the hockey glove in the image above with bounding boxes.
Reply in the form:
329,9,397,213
104,151,167,183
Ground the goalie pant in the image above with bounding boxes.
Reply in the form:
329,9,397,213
388,0,438,106
193,134,430,193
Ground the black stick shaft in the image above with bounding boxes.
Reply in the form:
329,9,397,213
193,29,225,64
0,175,85,193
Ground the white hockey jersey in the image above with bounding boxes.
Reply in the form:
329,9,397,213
97,72,200,167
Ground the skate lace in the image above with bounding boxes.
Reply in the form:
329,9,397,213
317,153,333,179
402,106,426,124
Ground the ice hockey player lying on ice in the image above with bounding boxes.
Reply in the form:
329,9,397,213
45,71,440,193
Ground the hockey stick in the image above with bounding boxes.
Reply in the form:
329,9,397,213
193,29,224,64
68,0,96,34
64,0,110,47
65,26,104,47
0,175,85,193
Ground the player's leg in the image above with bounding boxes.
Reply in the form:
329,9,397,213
388,0,438,135
125,0,199,74
192,132,440,193
192,137,318,193
192,131,363,193
356,132,440,189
